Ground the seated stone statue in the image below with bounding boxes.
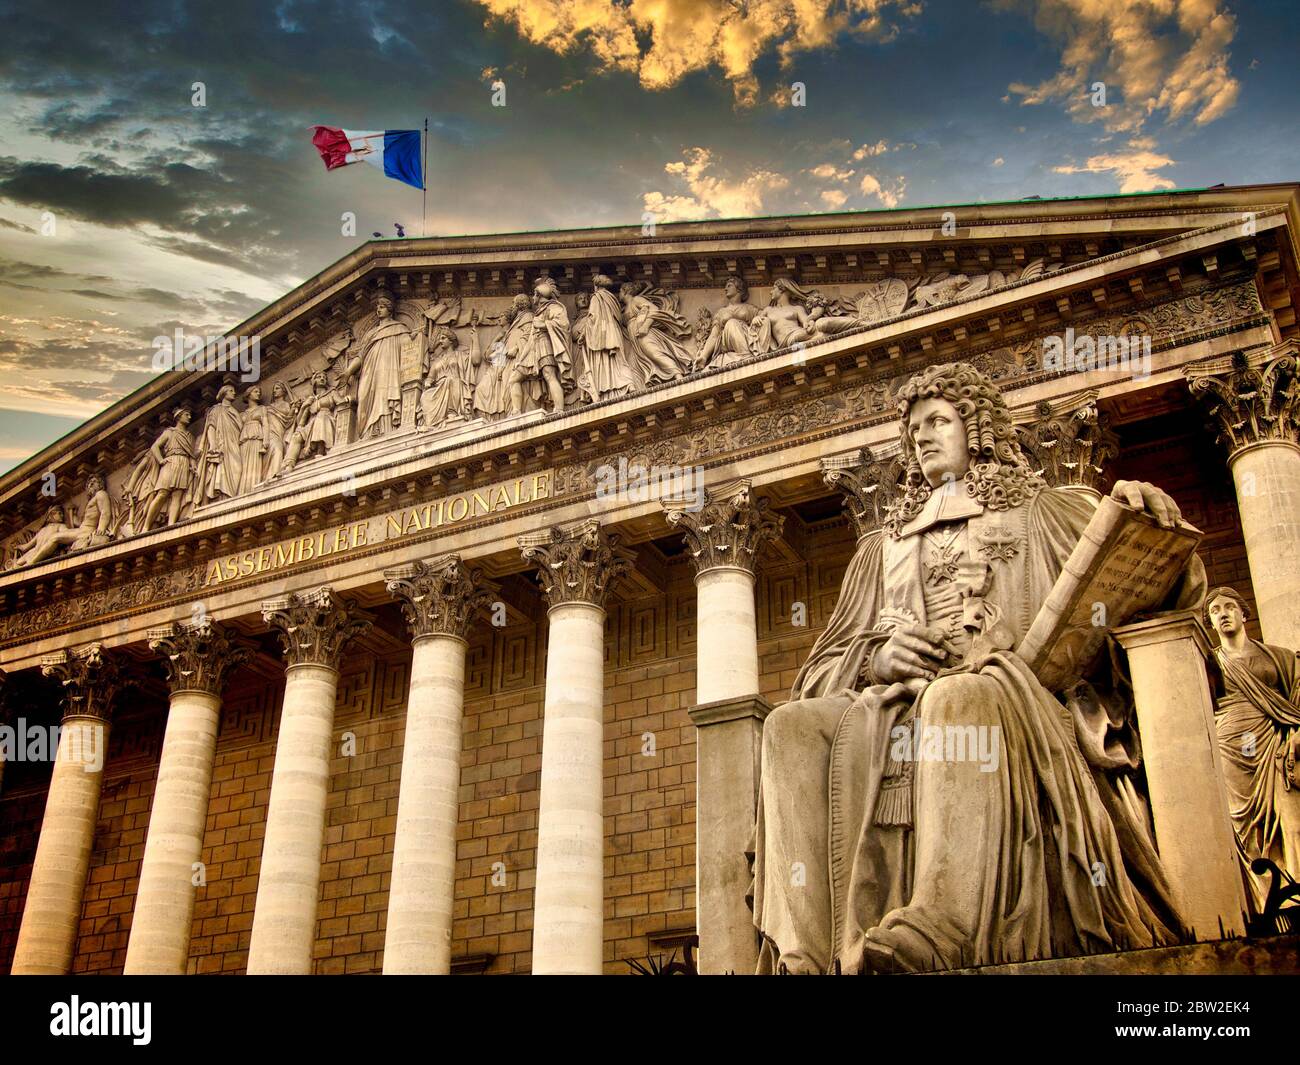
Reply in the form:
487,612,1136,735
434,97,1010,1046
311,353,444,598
1205,586,1300,909
7,474,115,569
752,361,1204,974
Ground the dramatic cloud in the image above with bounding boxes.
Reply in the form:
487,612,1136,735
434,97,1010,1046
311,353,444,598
474,0,922,104
859,172,907,208
643,148,791,221
1053,139,1177,193
1003,0,1240,133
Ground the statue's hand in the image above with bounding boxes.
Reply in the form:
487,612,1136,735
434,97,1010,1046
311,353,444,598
1111,479,1182,529
858,681,921,712
871,624,949,684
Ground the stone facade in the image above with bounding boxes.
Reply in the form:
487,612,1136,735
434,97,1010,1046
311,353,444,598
1,185,1299,974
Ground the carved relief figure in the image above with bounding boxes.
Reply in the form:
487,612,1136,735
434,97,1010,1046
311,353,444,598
748,278,815,353
125,407,196,532
1205,586,1300,907
282,370,340,473
812,278,911,337
619,282,694,385
581,275,640,401
191,383,245,506
696,274,760,369
8,471,118,569
752,361,1203,974
7,506,73,569
507,276,571,415
344,291,417,438
419,326,476,428
474,295,532,420
262,382,296,481
910,259,1050,311
236,385,271,495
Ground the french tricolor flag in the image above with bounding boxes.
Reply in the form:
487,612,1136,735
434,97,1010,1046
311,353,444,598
310,127,423,190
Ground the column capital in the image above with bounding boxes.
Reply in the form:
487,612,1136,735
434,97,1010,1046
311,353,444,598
1185,341,1300,456
40,644,123,722
663,479,783,576
1015,390,1120,492
147,618,252,696
518,518,633,609
261,586,372,669
821,450,905,541
383,554,497,640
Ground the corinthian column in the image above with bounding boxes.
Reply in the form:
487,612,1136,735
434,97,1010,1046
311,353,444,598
247,588,371,975
519,519,632,974
124,620,250,974
12,645,121,975
664,480,782,975
382,556,494,974
1187,342,1300,647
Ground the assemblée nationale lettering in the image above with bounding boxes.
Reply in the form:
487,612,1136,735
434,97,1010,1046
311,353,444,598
204,472,552,586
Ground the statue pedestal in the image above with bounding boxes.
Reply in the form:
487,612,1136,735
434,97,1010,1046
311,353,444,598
688,694,770,975
1113,610,1247,939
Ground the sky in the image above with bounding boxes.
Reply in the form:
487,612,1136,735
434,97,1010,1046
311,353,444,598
0,0,1297,474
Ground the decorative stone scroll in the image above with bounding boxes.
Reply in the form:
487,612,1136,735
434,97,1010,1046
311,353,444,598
261,587,373,669
146,618,252,695
663,479,783,575
383,555,496,640
518,519,634,609
40,644,123,722
820,449,906,540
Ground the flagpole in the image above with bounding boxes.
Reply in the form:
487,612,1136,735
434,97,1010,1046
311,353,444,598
422,117,429,239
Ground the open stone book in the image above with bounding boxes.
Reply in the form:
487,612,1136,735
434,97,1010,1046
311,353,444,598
1017,495,1203,691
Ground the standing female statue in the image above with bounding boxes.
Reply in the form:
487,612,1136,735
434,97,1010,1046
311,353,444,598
236,385,271,495
1205,586,1300,907
580,275,641,401
262,382,296,481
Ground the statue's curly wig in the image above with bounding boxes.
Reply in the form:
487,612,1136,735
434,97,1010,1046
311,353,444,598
882,361,1045,537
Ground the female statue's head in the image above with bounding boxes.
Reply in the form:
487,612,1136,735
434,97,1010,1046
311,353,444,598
311,369,328,389
724,275,748,303
883,362,1044,537
431,326,457,352
375,292,394,319
575,291,590,310
271,382,289,401
1206,586,1249,636
216,383,237,403
768,277,807,306
245,385,262,404
172,407,193,427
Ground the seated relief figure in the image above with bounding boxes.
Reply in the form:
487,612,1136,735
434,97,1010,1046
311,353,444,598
6,474,114,568
1204,586,1300,907
749,278,817,354
696,274,760,369
281,369,342,474
752,361,1204,974
474,294,533,421
419,325,477,428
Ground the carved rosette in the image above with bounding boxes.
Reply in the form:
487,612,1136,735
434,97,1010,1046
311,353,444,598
384,555,496,640
1015,391,1120,491
147,618,252,696
1185,342,1300,455
663,479,784,576
820,450,906,540
40,644,123,722
261,586,373,669
518,519,634,609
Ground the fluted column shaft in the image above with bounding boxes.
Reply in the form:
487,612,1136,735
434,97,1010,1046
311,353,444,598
125,621,248,974
665,480,782,976
12,646,119,975
382,555,492,974
247,588,370,974
520,520,631,975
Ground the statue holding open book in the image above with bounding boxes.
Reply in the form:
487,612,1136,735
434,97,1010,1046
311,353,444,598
752,361,1207,974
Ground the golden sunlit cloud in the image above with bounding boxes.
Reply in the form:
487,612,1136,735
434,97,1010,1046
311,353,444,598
1002,0,1240,134
1052,141,1177,194
643,147,791,221
474,0,921,105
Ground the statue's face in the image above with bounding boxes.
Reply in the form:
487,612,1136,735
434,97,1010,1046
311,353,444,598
248,386,262,403
725,279,740,300
178,411,192,426
907,396,969,488
377,300,392,319
1207,594,1245,637
535,280,555,300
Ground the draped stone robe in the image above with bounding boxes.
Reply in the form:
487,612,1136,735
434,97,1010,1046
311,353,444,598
1212,640,1300,906
752,484,1203,974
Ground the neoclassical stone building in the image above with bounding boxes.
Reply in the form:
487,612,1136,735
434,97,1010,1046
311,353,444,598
1,185,1298,975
